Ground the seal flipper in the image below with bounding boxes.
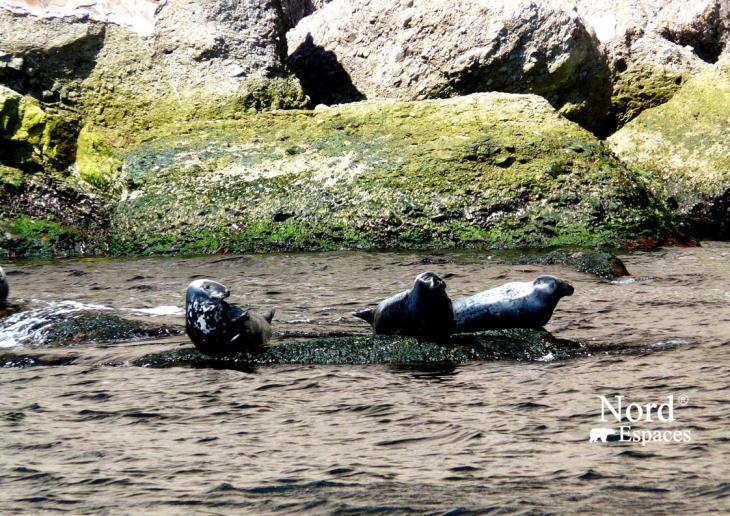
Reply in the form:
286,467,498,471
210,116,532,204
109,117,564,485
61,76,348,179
353,308,375,325
230,307,249,323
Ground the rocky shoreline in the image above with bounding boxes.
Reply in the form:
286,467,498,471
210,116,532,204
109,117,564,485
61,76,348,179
1,0,727,258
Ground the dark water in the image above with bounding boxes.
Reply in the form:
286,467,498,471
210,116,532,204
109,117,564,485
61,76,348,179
1,244,729,513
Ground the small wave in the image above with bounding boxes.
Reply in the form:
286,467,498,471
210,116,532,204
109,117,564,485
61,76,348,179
0,301,111,348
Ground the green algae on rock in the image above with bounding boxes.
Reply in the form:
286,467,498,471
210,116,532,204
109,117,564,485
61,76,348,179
0,85,80,171
0,164,109,258
133,329,581,369
42,312,179,346
109,93,680,255
608,64,730,239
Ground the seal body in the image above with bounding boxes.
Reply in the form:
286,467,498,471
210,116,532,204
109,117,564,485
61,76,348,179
185,279,275,356
453,275,574,332
353,271,455,343
0,266,8,306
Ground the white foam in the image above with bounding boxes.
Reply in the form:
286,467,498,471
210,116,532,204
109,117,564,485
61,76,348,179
127,305,183,317
0,300,111,348
537,352,555,362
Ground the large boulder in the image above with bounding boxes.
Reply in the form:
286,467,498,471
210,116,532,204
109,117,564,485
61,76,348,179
565,0,728,129
287,0,611,133
0,0,307,130
608,63,730,238
0,0,308,187
109,93,680,255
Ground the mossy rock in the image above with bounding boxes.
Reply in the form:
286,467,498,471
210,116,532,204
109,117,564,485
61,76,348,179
105,93,681,255
42,311,180,345
608,65,730,239
133,329,581,369
0,85,80,171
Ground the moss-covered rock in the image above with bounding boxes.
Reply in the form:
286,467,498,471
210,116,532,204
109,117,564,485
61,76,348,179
106,93,681,255
0,165,110,258
42,311,179,345
608,64,730,239
0,85,80,171
133,329,581,369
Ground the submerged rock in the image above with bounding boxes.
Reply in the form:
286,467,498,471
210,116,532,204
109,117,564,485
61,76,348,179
42,312,179,345
287,0,611,132
109,93,680,255
608,63,730,239
133,329,582,369
506,251,630,279
0,305,179,348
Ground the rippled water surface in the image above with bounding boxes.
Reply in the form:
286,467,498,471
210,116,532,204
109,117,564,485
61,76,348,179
1,244,729,513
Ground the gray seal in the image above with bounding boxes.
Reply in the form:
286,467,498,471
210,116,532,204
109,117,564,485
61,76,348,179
185,279,275,357
353,271,455,343
0,266,8,306
453,275,574,332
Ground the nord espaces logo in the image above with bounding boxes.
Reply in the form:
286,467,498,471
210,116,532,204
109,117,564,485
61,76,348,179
588,395,691,445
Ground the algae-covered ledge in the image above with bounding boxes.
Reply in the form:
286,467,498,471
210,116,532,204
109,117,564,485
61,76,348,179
103,93,681,256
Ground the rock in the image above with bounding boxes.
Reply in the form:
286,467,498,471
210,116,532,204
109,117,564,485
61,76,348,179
42,311,179,345
608,64,730,239
0,0,307,136
287,0,611,133
506,251,630,279
133,329,581,368
0,0,161,36
565,0,729,129
281,0,333,28
0,85,80,170
109,93,681,255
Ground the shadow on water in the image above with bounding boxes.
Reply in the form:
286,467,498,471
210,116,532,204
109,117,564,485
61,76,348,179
288,33,365,106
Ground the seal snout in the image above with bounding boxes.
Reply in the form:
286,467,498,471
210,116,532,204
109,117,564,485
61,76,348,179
416,271,446,291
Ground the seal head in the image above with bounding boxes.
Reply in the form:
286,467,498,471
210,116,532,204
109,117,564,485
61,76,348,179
185,279,274,356
354,271,455,343
0,266,8,307
453,275,574,332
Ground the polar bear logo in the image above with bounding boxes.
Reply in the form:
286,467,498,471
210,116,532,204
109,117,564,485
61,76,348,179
589,428,615,442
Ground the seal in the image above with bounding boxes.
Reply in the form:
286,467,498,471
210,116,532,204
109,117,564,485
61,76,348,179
185,279,275,356
353,271,455,343
0,266,8,306
452,275,574,332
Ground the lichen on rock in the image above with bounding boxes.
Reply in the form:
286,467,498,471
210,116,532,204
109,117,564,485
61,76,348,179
608,63,730,239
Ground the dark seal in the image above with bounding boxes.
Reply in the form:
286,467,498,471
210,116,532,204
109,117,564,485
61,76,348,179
185,279,275,356
453,275,574,332
0,266,8,306
353,271,455,343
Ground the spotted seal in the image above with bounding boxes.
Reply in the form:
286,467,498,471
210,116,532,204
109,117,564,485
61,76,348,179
353,271,455,343
185,279,275,356
453,275,574,332
0,266,8,306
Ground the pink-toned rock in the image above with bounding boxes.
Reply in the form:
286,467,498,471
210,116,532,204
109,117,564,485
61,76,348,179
0,0,161,35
